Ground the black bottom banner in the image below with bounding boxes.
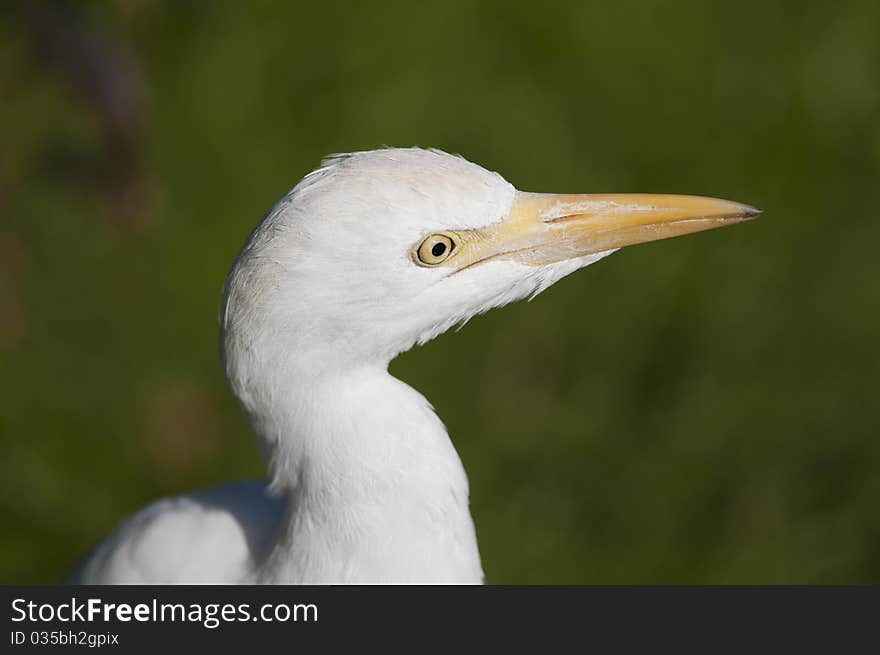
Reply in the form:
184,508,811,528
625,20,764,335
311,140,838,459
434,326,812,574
2,586,876,650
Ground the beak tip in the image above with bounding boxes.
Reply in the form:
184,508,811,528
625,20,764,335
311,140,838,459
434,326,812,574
734,203,762,221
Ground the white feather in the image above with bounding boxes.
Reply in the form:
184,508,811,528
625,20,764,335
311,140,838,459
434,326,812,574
69,148,614,584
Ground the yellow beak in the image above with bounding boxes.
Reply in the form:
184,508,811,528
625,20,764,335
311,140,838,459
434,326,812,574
444,192,761,271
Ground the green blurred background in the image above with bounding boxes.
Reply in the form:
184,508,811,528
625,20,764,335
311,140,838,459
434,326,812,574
1,0,878,583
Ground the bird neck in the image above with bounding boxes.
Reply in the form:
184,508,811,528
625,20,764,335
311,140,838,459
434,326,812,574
237,360,484,583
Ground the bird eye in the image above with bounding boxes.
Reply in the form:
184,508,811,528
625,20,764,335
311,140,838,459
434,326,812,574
415,234,456,266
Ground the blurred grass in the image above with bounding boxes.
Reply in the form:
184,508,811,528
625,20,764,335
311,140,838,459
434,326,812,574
1,0,878,583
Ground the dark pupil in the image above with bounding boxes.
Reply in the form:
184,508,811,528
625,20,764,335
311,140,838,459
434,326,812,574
431,242,447,257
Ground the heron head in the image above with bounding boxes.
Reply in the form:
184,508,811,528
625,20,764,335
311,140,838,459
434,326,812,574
221,148,760,369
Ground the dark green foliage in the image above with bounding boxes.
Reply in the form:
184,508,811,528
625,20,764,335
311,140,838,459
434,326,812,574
1,0,878,582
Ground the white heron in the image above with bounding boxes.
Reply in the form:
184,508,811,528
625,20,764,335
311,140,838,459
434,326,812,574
69,148,759,584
